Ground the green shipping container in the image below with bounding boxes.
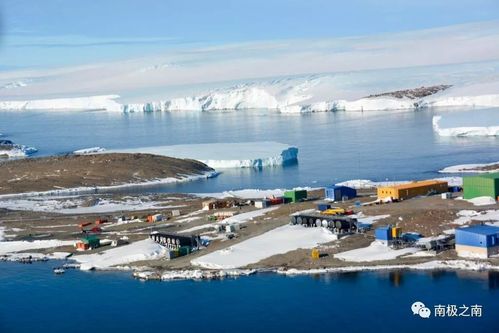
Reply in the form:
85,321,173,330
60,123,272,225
284,190,308,203
463,173,499,200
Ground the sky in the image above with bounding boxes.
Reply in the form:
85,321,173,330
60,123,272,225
1,0,499,69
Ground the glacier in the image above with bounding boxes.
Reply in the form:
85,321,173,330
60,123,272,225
2,65,499,114
0,95,122,112
103,142,298,168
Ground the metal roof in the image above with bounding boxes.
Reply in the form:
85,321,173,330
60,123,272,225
379,180,447,190
457,224,499,236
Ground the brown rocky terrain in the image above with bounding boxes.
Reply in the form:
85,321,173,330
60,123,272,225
0,153,213,194
366,84,452,99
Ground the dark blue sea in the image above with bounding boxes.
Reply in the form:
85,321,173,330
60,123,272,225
0,262,498,333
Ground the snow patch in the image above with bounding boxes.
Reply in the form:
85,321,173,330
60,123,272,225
74,239,166,270
335,241,420,262
0,239,75,255
191,225,337,269
74,147,106,155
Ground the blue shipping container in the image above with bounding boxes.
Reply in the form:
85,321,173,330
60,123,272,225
325,186,357,201
375,226,393,241
455,225,499,248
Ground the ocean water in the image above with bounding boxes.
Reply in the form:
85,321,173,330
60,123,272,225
0,262,498,333
0,107,498,193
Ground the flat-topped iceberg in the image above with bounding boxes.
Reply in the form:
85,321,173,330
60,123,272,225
105,142,298,168
432,108,499,136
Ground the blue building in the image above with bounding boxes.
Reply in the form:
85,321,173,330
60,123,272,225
455,225,499,258
325,185,357,202
375,226,393,245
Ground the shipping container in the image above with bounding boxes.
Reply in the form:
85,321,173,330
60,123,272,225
463,173,499,200
284,190,307,203
455,225,499,247
324,186,357,201
377,180,448,200
375,226,393,241
455,225,499,258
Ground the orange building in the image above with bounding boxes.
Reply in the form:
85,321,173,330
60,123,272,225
377,180,448,201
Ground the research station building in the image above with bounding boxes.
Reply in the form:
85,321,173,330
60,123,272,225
463,173,499,200
455,225,499,259
377,180,448,201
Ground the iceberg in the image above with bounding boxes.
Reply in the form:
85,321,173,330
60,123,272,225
0,143,37,158
104,142,298,168
432,107,499,137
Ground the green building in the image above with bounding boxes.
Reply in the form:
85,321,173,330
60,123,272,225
284,190,307,203
82,235,100,248
463,173,499,200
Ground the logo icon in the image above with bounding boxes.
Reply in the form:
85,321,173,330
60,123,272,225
411,301,431,319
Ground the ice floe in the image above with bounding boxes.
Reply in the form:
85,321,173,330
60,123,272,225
104,142,298,168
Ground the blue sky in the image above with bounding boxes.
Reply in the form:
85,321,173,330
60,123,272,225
1,0,499,69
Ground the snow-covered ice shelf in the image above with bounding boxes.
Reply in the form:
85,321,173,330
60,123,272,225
105,142,298,168
0,95,122,112
191,225,337,269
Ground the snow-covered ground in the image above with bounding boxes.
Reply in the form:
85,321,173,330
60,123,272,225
0,239,75,255
351,213,391,225
178,206,279,234
0,170,218,200
451,209,499,226
191,225,337,269
74,238,166,270
193,187,317,199
104,142,298,168
439,162,499,173
334,241,420,262
0,196,180,214
279,260,498,275
463,196,497,207
73,147,106,155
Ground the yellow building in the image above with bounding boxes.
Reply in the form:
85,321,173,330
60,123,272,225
377,180,448,200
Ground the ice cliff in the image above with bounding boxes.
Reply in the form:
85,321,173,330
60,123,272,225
104,142,298,168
